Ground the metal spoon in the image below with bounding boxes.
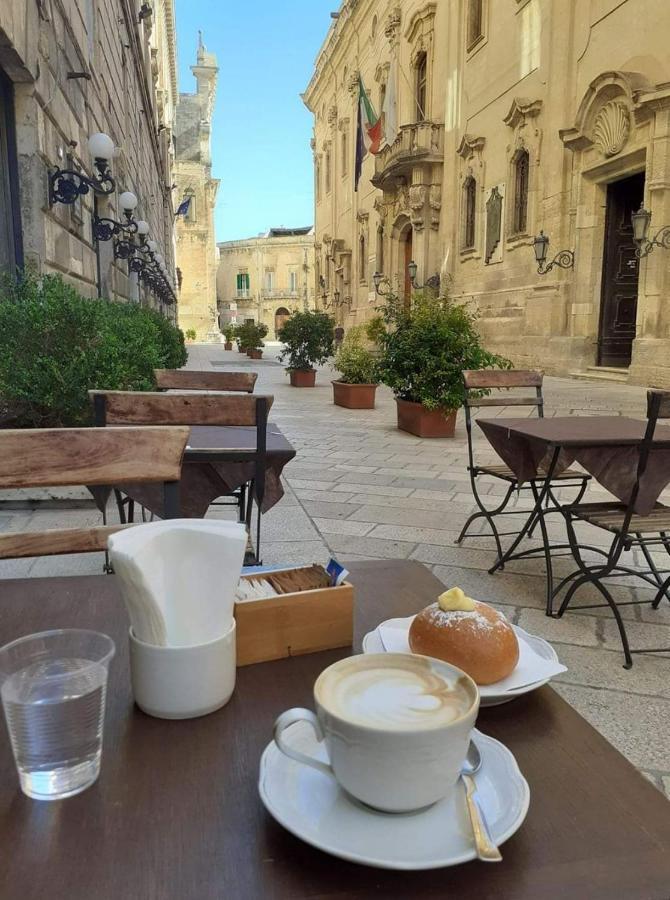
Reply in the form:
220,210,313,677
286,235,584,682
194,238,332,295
461,741,502,862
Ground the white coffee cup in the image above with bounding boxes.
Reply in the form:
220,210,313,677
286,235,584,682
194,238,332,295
273,652,479,813
129,619,236,719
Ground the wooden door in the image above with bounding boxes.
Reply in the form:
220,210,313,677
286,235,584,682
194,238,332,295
274,307,290,337
598,173,644,367
0,71,20,276
403,228,413,303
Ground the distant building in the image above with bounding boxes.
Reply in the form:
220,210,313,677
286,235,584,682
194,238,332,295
304,1,670,386
217,227,316,337
174,35,221,341
0,0,178,313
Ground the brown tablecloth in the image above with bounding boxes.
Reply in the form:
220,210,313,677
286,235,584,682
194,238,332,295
478,415,670,515
117,422,296,518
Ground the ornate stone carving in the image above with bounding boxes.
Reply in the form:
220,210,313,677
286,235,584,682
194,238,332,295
503,97,543,129
384,7,401,42
337,117,350,133
327,105,338,126
593,100,630,156
457,134,486,160
347,71,360,96
356,210,369,223
409,184,426,231
374,196,390,223
429,185,441,230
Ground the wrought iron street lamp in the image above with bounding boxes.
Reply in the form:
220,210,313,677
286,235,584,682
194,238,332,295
372,271,391,296
532,231,574,275
408,260,441,291
49,133,117,205
631,205,670,258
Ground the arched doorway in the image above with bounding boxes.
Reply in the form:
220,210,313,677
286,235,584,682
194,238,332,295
274,307,290,338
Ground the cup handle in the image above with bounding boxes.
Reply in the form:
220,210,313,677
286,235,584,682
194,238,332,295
273,708,333,777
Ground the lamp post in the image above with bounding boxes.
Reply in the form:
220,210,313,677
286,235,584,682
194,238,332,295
407,260,441,292
631,205,670,258
372,271,391,296
49,133,117,204
532,230,574,275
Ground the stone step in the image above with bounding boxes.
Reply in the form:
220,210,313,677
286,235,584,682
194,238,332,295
568,367,629,384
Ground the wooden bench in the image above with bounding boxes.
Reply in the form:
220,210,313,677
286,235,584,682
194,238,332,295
0,426,188,560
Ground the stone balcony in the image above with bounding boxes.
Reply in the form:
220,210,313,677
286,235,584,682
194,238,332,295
372,121,444,189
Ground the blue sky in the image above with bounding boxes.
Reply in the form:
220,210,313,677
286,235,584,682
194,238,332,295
175,0,335,242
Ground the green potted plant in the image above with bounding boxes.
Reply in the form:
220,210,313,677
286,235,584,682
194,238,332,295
377,292,510,438
247,322,268,360
235,322,252,353
222,324,235,351
185,328,197,342
278,310,334,387
332,324,379,409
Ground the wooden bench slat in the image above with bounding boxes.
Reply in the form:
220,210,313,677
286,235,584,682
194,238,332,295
154,369,257,393
0,524,133,559
90,391,273,427
472,396,541,407
464,369,543,389
0,426,189,489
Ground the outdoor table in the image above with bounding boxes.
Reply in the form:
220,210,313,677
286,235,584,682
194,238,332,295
114,421,296,518
1,560,669,899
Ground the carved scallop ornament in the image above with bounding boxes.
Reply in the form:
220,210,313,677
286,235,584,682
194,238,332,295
593,100,631,157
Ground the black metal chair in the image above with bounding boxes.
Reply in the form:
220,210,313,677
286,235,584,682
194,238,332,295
90,390,271,565
552,389,670,668
458,369,590,563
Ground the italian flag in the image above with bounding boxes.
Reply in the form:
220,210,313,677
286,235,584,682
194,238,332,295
355,77,381,191
359,77,382,153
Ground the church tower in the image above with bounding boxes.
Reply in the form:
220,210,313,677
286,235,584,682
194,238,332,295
174,34,221,341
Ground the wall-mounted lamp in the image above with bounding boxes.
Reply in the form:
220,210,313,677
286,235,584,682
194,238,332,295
49,133,116,205
631,205,670,258
138,3,153,22
532,231,574,275
408,260,441,291
93,191,140,243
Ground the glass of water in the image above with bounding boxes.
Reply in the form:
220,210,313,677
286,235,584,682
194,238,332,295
0,629,115,800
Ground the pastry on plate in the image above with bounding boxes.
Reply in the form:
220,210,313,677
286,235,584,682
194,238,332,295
408,587,519,685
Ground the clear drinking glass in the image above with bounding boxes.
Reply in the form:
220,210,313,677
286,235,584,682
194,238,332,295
0,629,115,800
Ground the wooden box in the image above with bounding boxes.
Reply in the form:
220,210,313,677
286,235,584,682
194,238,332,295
234,575,354,667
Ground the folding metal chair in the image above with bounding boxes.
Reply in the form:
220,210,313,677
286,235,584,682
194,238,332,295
458,369,590,563
553,389,670,668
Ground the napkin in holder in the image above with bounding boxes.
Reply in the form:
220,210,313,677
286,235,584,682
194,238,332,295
109,520,247,719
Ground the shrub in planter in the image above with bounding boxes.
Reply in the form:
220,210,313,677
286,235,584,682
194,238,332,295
247,322,268,359
377,292,510,437
185,328,197,341
222,324,235,349
0,272,187,427
278,310,334,387
332,325,379,409
235,322,254,353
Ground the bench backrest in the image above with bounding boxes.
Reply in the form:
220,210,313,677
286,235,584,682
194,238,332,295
154,369,257,393
90,391,273,427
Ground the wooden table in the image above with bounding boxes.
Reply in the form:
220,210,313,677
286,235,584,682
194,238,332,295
115,422,296,519
1,560,669,899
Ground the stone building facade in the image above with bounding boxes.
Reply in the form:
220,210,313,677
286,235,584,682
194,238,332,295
0,0,179,311
174,37,220,341
217,227,316,338
304,1,670,386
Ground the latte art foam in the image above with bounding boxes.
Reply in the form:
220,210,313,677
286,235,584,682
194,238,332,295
321,662,472,731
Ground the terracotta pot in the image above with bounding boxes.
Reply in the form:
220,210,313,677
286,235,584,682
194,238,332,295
249,349,263,359
246,349,253,357
332,380,377,409
238,346,247,353
224,342,233,351
395,398,457,438
289,369,317,388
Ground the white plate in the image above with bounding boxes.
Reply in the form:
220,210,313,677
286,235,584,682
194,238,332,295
259,722,529,870
362,621,564,706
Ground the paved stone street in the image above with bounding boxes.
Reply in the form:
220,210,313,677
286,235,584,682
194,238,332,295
1,343,669,796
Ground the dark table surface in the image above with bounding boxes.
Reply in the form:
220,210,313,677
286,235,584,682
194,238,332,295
118,422,296,518
1,560,669,899
478,415,670,515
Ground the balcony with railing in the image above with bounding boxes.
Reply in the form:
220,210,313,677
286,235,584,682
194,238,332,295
372,121,444,189
261,288,301,300
235,289,251,300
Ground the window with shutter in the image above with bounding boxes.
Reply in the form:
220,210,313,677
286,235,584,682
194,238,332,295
512,149,530,235
462,176,477,250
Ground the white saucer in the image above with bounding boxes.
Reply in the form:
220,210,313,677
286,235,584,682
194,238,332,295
362,621,564,707
259,722,529,870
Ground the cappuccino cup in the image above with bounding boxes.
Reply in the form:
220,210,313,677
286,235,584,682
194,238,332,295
273,653,479,813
